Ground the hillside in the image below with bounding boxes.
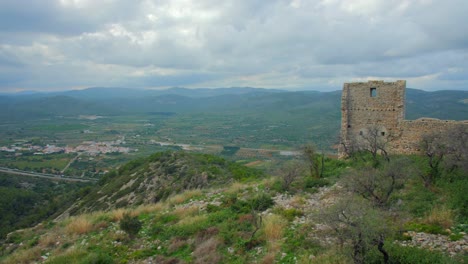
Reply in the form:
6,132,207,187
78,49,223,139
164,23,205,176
65,151,264,216
0,173,89,239
1,87,467,121
1,149,467,263
405,89,468,120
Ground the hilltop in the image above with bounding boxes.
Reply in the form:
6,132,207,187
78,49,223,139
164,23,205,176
1,149,467,263
1,87,467,121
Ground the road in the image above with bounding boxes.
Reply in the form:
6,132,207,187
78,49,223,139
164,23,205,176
0,167,97,183
61,152,82,173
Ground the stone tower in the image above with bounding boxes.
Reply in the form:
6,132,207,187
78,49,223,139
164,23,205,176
340,80,406,156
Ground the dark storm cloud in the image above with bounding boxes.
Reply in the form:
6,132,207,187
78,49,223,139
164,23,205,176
0,0,467,91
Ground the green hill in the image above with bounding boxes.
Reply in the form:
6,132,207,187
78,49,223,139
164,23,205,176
1,150,466,264
65,151,263,216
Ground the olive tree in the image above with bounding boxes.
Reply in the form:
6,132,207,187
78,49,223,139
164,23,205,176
419,126,467,187
342,158,410,208
318,198,390,264
278,159,304,191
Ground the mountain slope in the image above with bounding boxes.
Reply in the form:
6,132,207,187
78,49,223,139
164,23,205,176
405,89,468,120
66,151,263,215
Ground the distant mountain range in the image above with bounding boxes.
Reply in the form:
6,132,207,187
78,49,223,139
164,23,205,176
0,87,467,122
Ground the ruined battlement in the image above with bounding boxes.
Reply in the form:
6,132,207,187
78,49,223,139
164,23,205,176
339,80,468,156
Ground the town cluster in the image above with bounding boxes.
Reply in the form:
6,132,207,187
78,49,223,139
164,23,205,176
0,140,131,156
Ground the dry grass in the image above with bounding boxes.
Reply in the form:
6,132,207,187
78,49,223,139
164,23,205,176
193,237,223,264
291,195,306,207
168,237,187,253
261,252,277,264
109,208,128,221
167,189,203,205
94,220,109,230
262,214,287,258
225,182,248,194
238,214,254,223
66,216,93,235
1,247,42,264
176,214,207,226
306,250,349,264
133,202,166,215
423,205,454,229
263,214,287,242
173,205,200,218
38,233,57,248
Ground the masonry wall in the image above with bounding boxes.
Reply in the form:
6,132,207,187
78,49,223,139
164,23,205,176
340,80,406,156
339,80,467,157
392,119,468,154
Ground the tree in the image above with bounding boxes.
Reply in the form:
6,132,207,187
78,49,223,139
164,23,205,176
442,126,468,174
318,198,390,264
278,160,304,191
419,132,446,187
342,158,410,208
344,125,396,165
302,144,324,178
419,126,468,187
357,125,395,164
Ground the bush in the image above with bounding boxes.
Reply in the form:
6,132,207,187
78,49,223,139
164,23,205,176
366,242,460,264
405,223,449,235
304,177,329,188
274,207,304,222
249,193,274,211
120,213,142,238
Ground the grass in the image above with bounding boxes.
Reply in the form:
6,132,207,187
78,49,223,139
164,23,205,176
173,205,201,218
65,216,93,235
262,214,287,261
225,182,248,194
176,214,207,227
1,247,42,264
109,208,128,221
1,153,466,264
193,237,223,263
423,205,454,230
166,189,203,205
38,233,57,248
132,202,166,216
307,250,349,264
263,214,287,242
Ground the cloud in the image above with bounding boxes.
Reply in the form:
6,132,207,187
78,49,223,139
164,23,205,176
0,0,467,92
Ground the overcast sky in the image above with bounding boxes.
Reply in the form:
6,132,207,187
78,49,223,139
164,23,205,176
1,0,467,92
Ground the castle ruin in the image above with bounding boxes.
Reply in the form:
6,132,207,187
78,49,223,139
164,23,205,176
339,80,468,157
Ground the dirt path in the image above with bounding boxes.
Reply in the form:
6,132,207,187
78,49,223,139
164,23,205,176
61,152,82,174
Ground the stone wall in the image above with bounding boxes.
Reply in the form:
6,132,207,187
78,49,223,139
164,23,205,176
339,80,467,157
393,119,468,154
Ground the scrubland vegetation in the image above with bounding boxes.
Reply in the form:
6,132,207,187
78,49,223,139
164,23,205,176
0,88,466,263
1,133,466,263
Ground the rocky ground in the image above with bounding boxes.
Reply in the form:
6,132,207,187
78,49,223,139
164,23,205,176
274,184,468,258
398,231,467,257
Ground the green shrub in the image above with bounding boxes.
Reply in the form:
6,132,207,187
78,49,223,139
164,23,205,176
48,251,114,264
445,178,468,222
449,233,463,241
249,193,274,211
274,207,304,222
366,242,460,264
406,223,449,235
304,177,329,188
120,213,142,238
206,204,221,213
